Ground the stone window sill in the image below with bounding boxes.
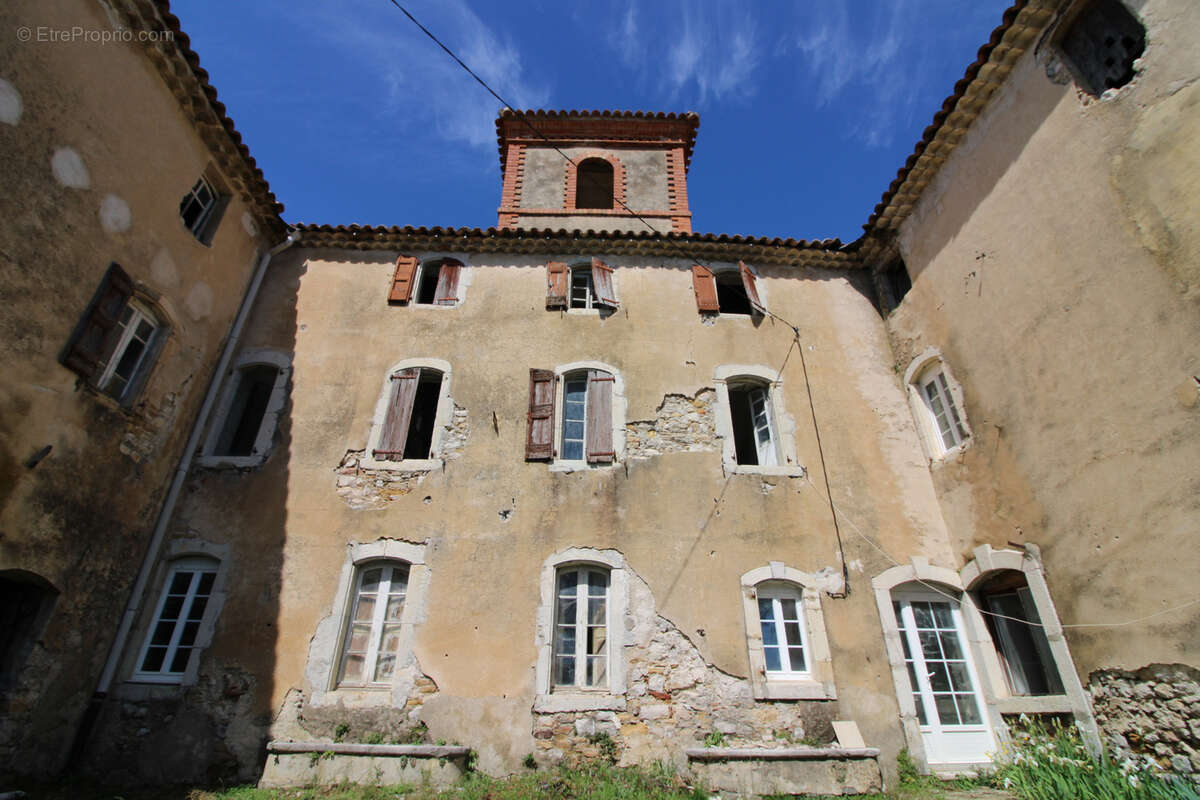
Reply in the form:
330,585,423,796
753,679,837,701
533,692,626,713
195,454,269,469
358,457,442,472
727,463,806,478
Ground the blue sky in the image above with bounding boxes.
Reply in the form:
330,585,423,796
172,0,1012,243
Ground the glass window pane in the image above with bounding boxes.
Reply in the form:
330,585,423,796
556,598,576,625
141,647,167,672
161,596,184,622
186,596,209,621
150,620,175,646
555,656,575,686
912,602,933,629
928,663,951,692
563,420,584,440
354,596,376,621
957,694,982,724
919,630,942,661
558,570,577,594
758,598,775,622
588,597,605,624
169,572,192,594
587,656,607,687
587,626,607,655
783,622,803,647
764,647,782,672
935,694,960,725
779,598,799,620
379,626,402,654
587,571,607,593
196,572,216,595
948,662,973,692
348,624,370,652
931,603,955,628
938,631,963,659
385,596,405,621
787,647,806,672
361,569,382,591
177,620,201,649
374,654,396,681
341,654,364,682
760,620,778,646
169,646,192,673
389,568,409,593
914,693,928,725
561,440,583,461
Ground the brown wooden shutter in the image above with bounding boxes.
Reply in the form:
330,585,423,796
591,258,618,309
739,261,765,314
692,264,718,312
61,262,134,382
433,260,461,305
373,369,419,459
525,369,556,460
546,262,568,309
389,255,418,304
585,370,615,463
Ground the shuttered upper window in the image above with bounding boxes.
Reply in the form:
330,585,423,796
525,365,620,466
388,256,464,306
364,359,453,469
691,262,764,316
546,258,618,311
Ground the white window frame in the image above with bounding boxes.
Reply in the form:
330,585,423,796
336,561,410,688
549,361,626,472
180,175,218,237
904,351,971,460
568,263,597,310
309,539,430,702
198,348,291,468
740,564,837,700
534,548,628,712
360,357,454,471
551,566,611,691
95,300,160,402
408,255,471,307
713,365,804,477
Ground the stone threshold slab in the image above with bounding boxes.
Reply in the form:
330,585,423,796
685,746,881,761
266,741,470,758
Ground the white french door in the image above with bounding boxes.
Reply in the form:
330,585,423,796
894,593,994,765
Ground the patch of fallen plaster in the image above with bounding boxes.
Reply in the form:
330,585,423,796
0,78,22,125
625,388,717,459
99,193,131,233
51,147,89,188
240,211,258,238
184,282,214,321
120,392,177,463
533,558,836,768
149,247,180,289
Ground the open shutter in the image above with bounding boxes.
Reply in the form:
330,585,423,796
525,369,556,460
691,264,718,312
585,371,615,463
373,369,419,459
389,255,418,304
591,258,618,309
61,263,134,382
433,260,461,305
739,261,765,314
546,262,568,309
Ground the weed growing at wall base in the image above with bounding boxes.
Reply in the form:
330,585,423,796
995,720,1200,800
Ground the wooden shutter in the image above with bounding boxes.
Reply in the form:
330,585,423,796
591,258,618,309
739,261,765,314
691,264,718,312
373,369,419,459
433,260,461,305
61,263,134,382
585,371,615,463
525,369,556,460
389,255,418,304
546,262,568,309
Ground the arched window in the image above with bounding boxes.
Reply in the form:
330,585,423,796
0,571,57,691
134,556,220,682
727,378,776,466
739,564,836,700
552,565,610,689
337,560,410,687
201,349,291,466
524,363,623,466
364,358,453,468
974,570,1063,697
575,158,614,209
905,353,970,458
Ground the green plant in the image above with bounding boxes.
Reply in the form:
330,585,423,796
703,729,727,748
523,752,537,769
361,731,384,745
588,731,619,764
333,722,350,742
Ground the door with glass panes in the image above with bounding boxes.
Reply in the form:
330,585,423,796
893,591,994,765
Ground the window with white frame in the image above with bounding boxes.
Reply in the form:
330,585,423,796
975,572,1064,697
337,561,409,687
917,365,968,454
525,365,619,465
691,262,765,315
553,566,609,689
756,582,810,678
61,263,165,405
179,168,230,244
201,350,291,467
134,557,218,682
546,259,618,311
365,360,451,468
570,265,596,309
740,565,837,700
728,380,777,466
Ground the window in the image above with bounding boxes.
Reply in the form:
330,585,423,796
525,365,619,465
893,594,987,729
337,561,409,687
134,557,218,682
575,158,614,209
740,565,836,700
728,381,776,466
976,572,1064,697
366,361,451,467
691,262,764,315
388,256,463,306
918,367,968,453
61,263,164,404
201,350,291,466
553,567,609,689
179,167,230,244
883,259,912,309
1059,0,1145,96
546,259,618,310
0,571,57,692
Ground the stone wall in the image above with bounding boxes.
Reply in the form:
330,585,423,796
625,389,718,459
1089,663,1200,783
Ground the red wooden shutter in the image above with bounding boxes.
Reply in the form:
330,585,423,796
389,255,418,304
61,262,134,382
525,369,556,460
591,258,618,309
433,260,461,305
739,261,765,314
373,369,419,459
585,370,615,463
692,264,718,312
546,262,568,309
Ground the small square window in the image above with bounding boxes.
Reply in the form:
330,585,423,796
1059,0,1145,96
179,169,230,245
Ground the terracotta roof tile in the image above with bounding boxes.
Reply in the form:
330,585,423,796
496,109,701,172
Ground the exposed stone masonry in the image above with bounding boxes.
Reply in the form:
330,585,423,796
625,389,718,459
1089,663,1200,783
335,403,469,509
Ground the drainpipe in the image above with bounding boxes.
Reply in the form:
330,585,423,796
71,229,300,761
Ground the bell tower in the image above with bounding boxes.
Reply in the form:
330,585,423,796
495,109,698,234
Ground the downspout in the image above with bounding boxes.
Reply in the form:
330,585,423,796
71,229,299,760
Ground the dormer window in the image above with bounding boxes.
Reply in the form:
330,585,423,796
575,158,614,209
